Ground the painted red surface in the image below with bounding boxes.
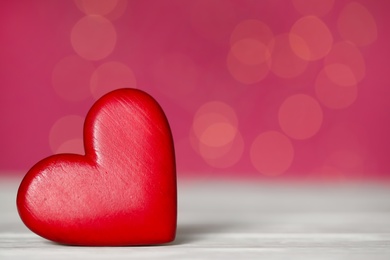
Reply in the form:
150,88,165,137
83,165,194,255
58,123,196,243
1,0,390,180
17,89,177,245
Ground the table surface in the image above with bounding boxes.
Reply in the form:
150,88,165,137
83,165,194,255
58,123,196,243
1,177,390,259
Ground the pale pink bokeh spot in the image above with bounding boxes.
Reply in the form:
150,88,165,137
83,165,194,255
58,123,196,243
324,64,357,87
230,19,274,46
90,61,136,100
338,2,377,47
49,115,84,154
250,131,294,176
71,15,116,60
191,101,243,168
227,49,270,84
315,67,358,109
325,41,366,83
268,33,308,78
278,94,323,140
290,16,333,61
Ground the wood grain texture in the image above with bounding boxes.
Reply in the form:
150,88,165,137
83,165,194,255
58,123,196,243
16,89,177,246
2,178,390,259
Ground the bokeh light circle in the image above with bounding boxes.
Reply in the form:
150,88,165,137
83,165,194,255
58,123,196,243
105,0,128,20
71,15,116,60
227,45,270,84
315,67,358,109
324,64,357,87
250,131,294,176
290,16,333,60
231,39,271,65
202,122,236,148
190,128,244,168
190,127,230,160
268,33,308,78
52,55,95,101
191,101,243,168
325,41,366,83
57,138,84,155
338,2,377,46
49,115,85,154
201,131,244,168
199,121,237,147
292,0,335,17
278,94,323,140
90,61,136,100
193,101,237,139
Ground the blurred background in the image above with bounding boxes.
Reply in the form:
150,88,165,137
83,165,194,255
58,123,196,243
1,0,389,181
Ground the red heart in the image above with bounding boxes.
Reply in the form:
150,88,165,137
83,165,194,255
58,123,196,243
17,88,177,246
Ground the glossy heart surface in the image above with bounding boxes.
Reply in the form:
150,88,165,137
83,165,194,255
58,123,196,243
17,88,177,246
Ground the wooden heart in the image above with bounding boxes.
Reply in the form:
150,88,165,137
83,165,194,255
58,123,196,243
17,88,177,246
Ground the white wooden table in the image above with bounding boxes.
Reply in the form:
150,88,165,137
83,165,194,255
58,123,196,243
1,176,390,259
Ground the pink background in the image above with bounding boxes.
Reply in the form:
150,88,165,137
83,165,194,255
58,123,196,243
1,0,389,180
